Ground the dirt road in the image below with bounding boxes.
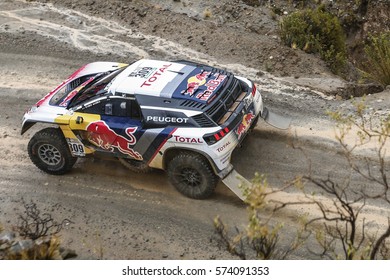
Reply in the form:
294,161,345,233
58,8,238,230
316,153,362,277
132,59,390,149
0,0,389,259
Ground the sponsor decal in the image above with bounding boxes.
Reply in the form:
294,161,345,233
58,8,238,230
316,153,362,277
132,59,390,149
185,71,209,95
83,99,101,109
129,67,156,79
140,64,172,87
235,111,255,140
220,153,230,165
183,71,227,102
173,135,203,144
86,120,142,160
216,141,231,153
196,73,226,101
146,116,189,124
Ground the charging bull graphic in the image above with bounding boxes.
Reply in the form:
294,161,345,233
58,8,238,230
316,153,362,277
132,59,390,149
185,71,210,95
236,111,255,140
86,120,143,160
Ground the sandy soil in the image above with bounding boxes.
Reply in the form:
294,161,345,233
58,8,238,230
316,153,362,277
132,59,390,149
0,0,389,259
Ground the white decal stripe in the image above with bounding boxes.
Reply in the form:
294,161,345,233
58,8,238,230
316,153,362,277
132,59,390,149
140,106,201,117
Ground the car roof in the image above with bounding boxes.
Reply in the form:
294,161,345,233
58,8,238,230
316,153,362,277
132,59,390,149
108,59,230,105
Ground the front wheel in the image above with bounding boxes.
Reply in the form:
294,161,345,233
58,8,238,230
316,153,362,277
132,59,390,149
167,153,218,199
28,128,77,175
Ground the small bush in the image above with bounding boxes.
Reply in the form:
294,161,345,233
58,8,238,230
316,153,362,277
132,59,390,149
242,0,261,7
0,200,76,260
364,32,390,87
214,173,307,259
16,200,73,240
203,8,212,19
279,6,347,74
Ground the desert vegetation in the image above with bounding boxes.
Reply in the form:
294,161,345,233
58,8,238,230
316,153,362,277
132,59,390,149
0,200,75,260
364,31,390,87
279,6,347,74
215,102,390,259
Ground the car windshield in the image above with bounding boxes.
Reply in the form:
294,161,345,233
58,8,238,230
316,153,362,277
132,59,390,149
49,75,95,107
68,67,126,108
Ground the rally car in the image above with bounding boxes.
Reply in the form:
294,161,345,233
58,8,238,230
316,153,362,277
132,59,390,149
21,59,289,199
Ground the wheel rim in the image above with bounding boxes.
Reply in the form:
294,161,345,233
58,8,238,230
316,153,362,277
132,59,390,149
37,144,62,166
178,167,202,187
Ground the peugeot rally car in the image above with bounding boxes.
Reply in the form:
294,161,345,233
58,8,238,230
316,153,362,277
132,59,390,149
21,59,289,199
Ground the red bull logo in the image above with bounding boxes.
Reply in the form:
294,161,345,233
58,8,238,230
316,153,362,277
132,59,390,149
196,74,226,101
235,112,255,140
86,120,142,160
185,72,227,103
185,71,210,95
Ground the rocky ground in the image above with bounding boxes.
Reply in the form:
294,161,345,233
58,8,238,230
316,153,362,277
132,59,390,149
31,0,390,96
0,0,389,259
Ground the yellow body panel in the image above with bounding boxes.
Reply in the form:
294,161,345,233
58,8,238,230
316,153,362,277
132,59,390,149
55,112,101,155
68,112,101,130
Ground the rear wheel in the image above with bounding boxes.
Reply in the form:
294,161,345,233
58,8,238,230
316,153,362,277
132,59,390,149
167,152,218,199
28,128,77,175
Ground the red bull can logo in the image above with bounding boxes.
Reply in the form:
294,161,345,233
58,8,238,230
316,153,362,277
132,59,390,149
86,121,142,160
235,111,255,140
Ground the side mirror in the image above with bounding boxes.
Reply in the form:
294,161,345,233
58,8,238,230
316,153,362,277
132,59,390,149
76,116,84,124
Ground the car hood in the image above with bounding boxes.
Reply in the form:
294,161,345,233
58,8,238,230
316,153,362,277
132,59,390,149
108,59,228,104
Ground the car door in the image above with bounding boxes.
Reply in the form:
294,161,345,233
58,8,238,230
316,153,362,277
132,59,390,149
69,96,143,160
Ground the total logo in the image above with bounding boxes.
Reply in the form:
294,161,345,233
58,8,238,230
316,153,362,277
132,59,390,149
140,64,172,87
216,141,231,153
173,135,203,144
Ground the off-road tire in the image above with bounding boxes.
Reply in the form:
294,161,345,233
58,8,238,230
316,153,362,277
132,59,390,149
167,152,218,199
28,127,77,175
118,157,151,173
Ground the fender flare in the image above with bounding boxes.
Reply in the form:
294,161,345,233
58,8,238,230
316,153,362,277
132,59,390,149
162,147,220,174
21,121,36,135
